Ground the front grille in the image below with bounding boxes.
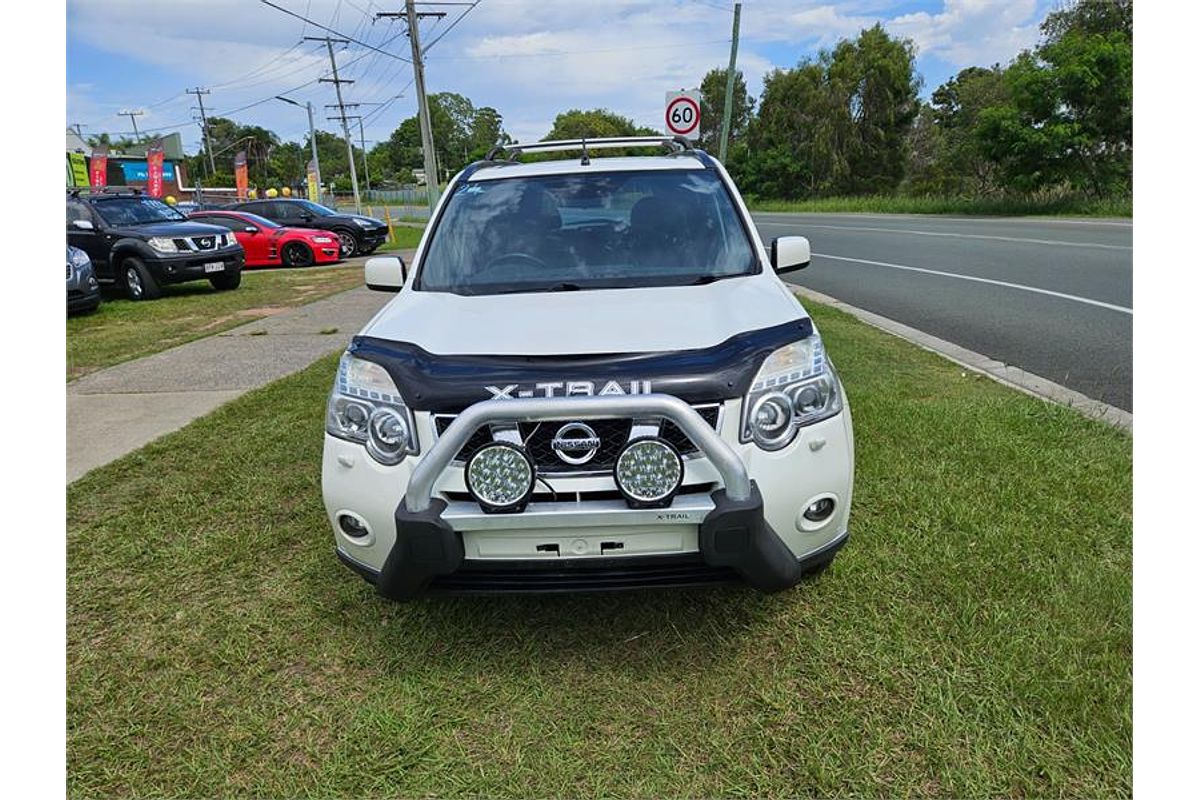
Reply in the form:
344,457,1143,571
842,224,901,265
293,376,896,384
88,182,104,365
429,554,739,594
434,402,722,473
192,235,216,251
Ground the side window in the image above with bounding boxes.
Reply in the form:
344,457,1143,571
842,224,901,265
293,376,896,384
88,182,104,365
66,200,91,227
198,216,239,231
252,202,279,219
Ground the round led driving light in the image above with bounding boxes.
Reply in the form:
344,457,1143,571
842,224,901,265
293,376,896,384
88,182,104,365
366,407,410,465
614,437,684,508
465,442,536,513
749,391,795,449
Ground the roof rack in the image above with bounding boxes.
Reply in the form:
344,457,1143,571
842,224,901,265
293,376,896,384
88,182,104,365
67,186,143,198
484,135,696,162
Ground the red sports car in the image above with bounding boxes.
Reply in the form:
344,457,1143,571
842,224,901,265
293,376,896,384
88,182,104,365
187,210,341,268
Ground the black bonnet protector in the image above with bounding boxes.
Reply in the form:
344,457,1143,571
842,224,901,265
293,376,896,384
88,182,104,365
349,318,814,413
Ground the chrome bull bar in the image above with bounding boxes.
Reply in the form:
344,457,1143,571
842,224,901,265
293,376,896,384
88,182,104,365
404,393,752,513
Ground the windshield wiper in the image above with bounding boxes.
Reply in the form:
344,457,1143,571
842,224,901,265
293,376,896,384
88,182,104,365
496,282,583,294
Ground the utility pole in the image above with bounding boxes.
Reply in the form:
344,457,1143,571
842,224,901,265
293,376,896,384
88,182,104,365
718,2,742,163
358,120,372,194
277,95,323,201
377,2,444,211
186,88,217,175
309,36,361,213
117,109,144,142
70,123,87,138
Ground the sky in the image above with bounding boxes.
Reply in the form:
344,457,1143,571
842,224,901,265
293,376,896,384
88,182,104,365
66,0,1056,154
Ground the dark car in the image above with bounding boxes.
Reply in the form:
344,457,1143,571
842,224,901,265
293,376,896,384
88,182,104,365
227,198,388,258
67,245,101,314
67,188,245,300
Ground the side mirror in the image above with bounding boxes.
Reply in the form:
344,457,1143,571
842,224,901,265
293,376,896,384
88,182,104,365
243,226,258,233
71,219,94,231
770,236,811,273
365,256,406,292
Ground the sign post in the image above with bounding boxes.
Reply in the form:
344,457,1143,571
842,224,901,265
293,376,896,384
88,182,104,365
664,90,702,142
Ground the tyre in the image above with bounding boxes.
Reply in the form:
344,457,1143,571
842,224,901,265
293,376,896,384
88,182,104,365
281,241,315,267
333,229,358,258
209,270,242,291
121,257,161,301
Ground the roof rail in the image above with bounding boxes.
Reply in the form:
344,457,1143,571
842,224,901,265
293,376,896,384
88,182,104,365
485,135,695,161
67,186,143,197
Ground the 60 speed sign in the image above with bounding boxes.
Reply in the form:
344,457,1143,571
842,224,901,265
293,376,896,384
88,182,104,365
665,90,701,140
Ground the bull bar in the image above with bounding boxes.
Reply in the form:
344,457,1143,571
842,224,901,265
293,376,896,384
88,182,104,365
377,394,804,598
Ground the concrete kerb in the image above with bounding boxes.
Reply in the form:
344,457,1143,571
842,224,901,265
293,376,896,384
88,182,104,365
792,285,1133,432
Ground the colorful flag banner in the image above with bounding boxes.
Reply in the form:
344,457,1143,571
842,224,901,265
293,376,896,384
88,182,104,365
235,151,249,200
146,139,165,198
89,146,108,188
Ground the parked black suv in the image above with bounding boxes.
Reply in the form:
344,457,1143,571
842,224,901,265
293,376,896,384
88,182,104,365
67,188,245,300
228,198,388,257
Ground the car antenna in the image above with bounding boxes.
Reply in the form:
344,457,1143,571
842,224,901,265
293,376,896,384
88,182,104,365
580,137,590,166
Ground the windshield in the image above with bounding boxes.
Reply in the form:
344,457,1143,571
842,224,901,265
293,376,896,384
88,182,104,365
93,197,186,226
293,200,337,217
416,169,757,295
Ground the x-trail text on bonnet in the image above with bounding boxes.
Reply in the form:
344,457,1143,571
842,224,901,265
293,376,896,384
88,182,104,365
322,136,854,599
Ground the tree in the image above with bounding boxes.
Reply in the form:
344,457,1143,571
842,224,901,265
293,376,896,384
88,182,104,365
975,0,1132,196
543,108,657,140
698,67,754,153
824,23,921,194
924,65,1009,194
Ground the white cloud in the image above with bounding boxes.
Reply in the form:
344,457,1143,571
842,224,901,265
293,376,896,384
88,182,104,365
67,0,1049,147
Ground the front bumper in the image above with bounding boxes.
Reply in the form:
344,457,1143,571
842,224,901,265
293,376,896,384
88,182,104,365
325,393,854,599
67,284,101,313
150,248,244,284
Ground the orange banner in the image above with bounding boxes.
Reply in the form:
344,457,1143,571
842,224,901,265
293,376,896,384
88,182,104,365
145,140,165,198
89,146,108,187
234,151,249,200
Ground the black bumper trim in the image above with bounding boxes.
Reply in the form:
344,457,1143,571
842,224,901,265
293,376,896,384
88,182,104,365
343,481,846,600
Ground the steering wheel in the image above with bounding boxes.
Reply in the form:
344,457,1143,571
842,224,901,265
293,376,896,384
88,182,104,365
477,251,548,276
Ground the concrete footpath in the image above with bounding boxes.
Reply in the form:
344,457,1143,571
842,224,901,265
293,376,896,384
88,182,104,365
67,281,394,483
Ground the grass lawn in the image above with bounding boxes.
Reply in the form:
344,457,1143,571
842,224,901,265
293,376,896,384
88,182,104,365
376,224,425,252
66,265,367,380
66,300,1131,798
748,194,1132,217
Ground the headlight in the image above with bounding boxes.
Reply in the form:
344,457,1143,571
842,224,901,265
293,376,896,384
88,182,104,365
465,443,536,513
312,236,334,244
147,237,179,254
741,335,842,451
325,353,417,464
68,248,91,269
353,216,382,227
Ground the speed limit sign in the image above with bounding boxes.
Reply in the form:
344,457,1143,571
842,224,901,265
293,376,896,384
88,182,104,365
665,90,701,140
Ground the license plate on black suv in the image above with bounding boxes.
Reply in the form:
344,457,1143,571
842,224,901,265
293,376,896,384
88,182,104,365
203,262,225,273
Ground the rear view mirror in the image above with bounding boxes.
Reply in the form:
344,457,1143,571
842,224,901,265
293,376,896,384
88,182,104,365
771,236,811,273
365,256,406,292
71,219,94,231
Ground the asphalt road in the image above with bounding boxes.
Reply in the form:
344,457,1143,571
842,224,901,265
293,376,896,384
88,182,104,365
752,212,1133,412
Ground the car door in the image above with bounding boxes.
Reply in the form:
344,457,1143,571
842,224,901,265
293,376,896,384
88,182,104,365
66,199,110,276
224,215,271,264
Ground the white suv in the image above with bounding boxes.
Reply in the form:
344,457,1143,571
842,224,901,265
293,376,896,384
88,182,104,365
322,136,853,599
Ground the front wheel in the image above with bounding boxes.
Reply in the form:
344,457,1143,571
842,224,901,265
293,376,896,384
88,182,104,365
209,270,242,291
334,229,358,258
281,242,314,267
122,257,160,301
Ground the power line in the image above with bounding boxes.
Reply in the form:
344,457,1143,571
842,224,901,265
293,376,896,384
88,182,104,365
260,0,411,63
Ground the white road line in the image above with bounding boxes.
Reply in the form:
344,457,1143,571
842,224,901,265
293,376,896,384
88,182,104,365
754,211,1132,227
811,252,1133,315
760,221,1131,250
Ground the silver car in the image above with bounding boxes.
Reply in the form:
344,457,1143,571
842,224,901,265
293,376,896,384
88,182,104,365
67,245,101,314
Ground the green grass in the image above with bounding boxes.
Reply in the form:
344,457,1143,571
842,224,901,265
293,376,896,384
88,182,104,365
375,224,425,251
748,194,1132,217
66,265,368,380
66,300,1131,798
